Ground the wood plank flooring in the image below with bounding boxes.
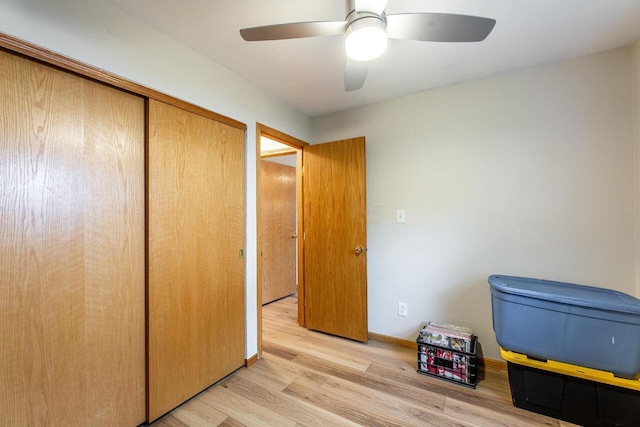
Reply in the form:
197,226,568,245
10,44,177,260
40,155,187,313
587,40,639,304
150,296,576,426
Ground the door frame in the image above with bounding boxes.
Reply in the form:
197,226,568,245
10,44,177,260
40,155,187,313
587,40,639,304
256,124,308,358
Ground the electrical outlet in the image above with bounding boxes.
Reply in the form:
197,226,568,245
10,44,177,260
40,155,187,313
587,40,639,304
398,302,408,317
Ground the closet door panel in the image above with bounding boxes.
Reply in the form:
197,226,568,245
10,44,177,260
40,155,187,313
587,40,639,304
82,73,146,424
0,50,145,426
147,99,245,421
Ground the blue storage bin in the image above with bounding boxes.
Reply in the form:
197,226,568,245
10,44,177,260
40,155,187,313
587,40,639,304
489,275,640,379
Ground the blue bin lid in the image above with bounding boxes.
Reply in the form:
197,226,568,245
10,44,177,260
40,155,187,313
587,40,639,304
488,275,640,315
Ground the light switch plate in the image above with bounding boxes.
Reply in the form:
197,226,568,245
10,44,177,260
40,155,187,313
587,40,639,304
398,302,408,317
396,209,406,223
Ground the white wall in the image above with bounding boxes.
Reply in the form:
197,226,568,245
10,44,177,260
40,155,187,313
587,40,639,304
0,0,312,358
312,47,636,360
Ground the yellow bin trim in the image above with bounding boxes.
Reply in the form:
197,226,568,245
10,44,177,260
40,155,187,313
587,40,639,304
500,348,640,391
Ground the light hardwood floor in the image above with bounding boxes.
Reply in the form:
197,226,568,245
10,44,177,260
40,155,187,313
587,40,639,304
150,296,576,426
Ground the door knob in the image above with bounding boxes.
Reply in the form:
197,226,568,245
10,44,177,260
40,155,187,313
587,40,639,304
354,246,364,255
291,235,298,239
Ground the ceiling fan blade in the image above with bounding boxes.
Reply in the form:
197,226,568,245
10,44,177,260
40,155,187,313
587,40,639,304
386,13,496,42
355,0,388,15
345,58,369,92
240,21,346,41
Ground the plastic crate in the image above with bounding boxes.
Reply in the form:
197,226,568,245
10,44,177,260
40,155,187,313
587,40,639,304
489,275,640,378
417,336,477,388
507,362,640,426
502,348,640,426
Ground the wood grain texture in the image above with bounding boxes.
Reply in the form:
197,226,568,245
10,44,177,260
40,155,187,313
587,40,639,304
0,32,246,131
0,49,145,426
261,147,297,158
303,137,368,342
147,99,245,422
295,152,305,327
256,123,309,149
151,296,574,427
244,353,259,367
260,160,297,304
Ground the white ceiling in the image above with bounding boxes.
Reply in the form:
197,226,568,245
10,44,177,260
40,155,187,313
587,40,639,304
102,0,640,117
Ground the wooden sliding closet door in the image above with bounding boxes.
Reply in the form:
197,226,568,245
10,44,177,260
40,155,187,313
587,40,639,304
147,99,245,421
0,50,145,426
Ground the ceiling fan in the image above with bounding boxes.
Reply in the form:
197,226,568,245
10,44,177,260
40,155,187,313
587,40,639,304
240,0,496,91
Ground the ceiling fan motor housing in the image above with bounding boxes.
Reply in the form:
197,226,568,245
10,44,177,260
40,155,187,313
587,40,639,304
345,2,388,62
345,0,387,26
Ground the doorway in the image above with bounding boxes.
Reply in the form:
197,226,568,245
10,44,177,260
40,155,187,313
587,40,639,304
256,124,307,357
260,141,297,305
256,125,369,355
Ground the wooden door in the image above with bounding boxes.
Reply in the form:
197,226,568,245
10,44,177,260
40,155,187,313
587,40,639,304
147,99,245,421
0,50,145,426
303,137,367,342
261,159,297,304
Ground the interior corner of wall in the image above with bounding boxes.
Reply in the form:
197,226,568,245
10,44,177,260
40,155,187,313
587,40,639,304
633,39,640,297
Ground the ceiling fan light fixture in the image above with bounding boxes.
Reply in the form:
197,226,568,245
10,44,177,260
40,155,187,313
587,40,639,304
345,17,387,62
240,0,496,92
